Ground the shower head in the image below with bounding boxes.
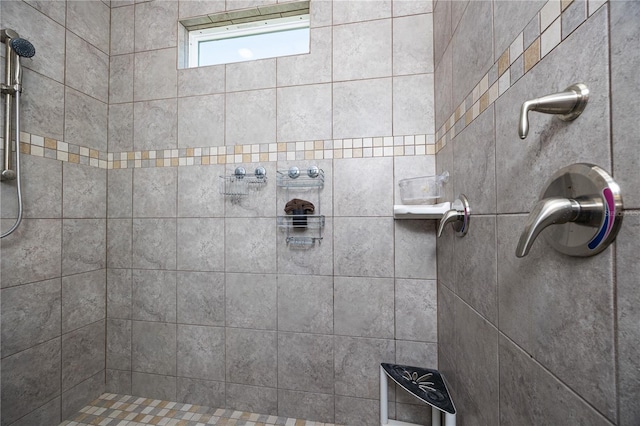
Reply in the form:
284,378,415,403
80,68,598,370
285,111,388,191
9,38,35,58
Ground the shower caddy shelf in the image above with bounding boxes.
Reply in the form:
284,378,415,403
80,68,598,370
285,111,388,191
219,166,267,198
276,167,325,247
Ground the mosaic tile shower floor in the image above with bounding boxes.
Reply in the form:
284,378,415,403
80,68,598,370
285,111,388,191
59,394,342,426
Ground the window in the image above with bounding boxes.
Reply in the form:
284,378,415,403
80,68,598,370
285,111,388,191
181,1,310,68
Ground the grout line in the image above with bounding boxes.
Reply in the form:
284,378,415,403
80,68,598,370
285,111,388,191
604,4,621,423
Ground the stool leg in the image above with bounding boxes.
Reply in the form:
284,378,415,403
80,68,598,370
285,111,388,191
380,366,389,425
432,407,441,426
444,412,456,426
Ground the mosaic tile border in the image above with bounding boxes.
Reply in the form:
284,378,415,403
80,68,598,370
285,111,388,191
435,0,604,152
10,0,601,169
60,393,340,426
8,132,436,170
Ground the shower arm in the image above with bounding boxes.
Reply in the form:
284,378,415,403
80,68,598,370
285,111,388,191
518,83,589,139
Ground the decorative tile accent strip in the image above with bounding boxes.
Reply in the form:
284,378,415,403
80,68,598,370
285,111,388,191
59,393,341,426
14,132,110,169
11,132,435,170
435,0,598,154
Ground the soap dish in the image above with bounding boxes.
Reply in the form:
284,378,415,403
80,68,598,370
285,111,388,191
399,171,449,205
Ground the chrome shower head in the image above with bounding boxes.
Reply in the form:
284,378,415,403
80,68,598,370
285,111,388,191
9,38,35,58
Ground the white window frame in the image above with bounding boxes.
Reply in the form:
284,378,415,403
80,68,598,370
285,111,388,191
188,14,310,68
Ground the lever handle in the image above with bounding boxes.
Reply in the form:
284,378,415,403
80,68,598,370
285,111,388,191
515,197,581,257
437,209,461,238
437,194,470,238
517,164,622,258
518,83,589,139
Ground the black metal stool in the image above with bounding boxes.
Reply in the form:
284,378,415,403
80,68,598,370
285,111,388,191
380,363,456,426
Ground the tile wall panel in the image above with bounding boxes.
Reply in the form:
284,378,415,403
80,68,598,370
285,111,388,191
61,269,106,333
499,335,612,425
131,372,177,402
225,383,278,416
0,278,61,358
61,371,105,421
0,154,62,219
276,84,332,143
134,0,178,52
132,99,178,151
226,58,276,92
334,277,395,339
611,0,640,210
61,218,106,275
176,271,225,326
66,0,110,54
332,0,391,25
0,338,62,426
2,1,439,424
21,69,66,140
110,5,134,56
451,0,494,108
133,48,178,102
61,321,105,392
107,218,132,269
176,325,225,381
63,87,108,152
495,8,610,214
9,396,61,426
276,27,332,86
62,162,107,218
177,94,225,148
0,0,66,83
225,273,277,330
1,219,62,287
109,54,134,105
615,214,640,426
65,30,109,103
176,377,225,408
436,0,637,423
333,19,392,81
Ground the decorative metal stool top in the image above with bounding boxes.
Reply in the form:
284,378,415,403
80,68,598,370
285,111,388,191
381,363,456,415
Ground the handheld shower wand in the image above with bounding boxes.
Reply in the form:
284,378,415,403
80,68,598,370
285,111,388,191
1,29,35,238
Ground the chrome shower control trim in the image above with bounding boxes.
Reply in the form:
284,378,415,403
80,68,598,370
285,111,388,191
437,194,471,238
516,163,623,258
518,83,589,139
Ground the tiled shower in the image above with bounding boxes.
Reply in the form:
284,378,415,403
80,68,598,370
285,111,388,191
0,1,638,426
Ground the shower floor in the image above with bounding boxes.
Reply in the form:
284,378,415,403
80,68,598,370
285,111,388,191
59,393,340,426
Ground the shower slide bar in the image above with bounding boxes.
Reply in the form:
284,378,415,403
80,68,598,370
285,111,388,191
1,28,35,238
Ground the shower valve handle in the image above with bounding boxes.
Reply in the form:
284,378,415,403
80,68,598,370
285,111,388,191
516,197,581,257
515,163,623,258
437,194,471,238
